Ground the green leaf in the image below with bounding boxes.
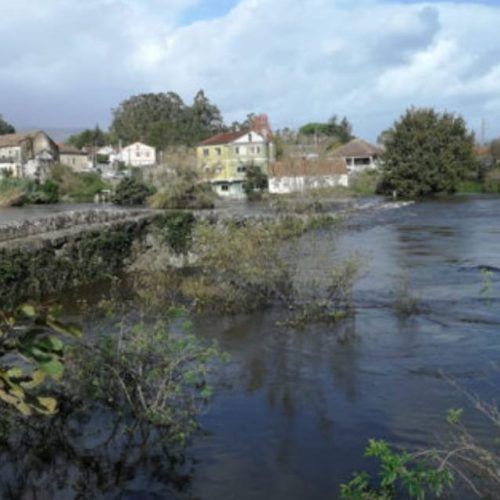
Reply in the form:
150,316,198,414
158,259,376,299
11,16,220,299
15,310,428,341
39,359,64,379
19,304,37,318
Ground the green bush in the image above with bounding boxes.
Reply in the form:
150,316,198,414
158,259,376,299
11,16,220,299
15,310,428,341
0,178,31,207
242,165,268,199
149,176,216,209
49,164,110,202
113,177,152,206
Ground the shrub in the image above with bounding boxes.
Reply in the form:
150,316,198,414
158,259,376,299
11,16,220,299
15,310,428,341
340,439,453,499
49,163,110,202
113,177,152,206
0,178,31,207
349,169,381,196
242,165,268,199
66,309,226,444
148,168,216,209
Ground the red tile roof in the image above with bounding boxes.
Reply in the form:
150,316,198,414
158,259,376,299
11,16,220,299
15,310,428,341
269,158,348,178
200,130,250,146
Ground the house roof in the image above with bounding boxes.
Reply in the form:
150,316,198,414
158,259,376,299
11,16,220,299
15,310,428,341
200,130,251,146
0,132,38,148
330,138,380,158
269,158,348,178
58,144,86,155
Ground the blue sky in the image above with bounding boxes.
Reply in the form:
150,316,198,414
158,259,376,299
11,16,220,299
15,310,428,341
1,0,500,141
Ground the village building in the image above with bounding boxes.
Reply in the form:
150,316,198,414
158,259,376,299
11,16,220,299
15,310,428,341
268,158,348,194
0,131,58,180
197,130,275,198
119,142,156,167
58,144,90,172
330,138,380,173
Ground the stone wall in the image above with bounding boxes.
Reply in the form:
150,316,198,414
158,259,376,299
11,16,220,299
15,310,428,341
0,209,151,242
0,211,160,307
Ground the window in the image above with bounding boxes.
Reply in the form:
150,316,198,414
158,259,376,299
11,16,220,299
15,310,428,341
203,148,209,157
237,166,246,173
248,133,252,142
221,184,229,191
145,151,150,157
235,147,240,155
215,147,222,156
256,147,261,154
136,151,141,157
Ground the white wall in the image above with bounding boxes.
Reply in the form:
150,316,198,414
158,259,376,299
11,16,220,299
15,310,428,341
232,131,265,144
269,174,348,194
120,142,156,167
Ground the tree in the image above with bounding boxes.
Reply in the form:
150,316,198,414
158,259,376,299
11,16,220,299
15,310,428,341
187,90,225,144
67,126,108,150
0,114,15,135
298,115,353,144
379,108,475,199
242,165,268,199
110,90,225,149
490,138,500,163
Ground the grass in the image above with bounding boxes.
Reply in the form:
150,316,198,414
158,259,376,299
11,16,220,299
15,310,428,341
0,178,31,207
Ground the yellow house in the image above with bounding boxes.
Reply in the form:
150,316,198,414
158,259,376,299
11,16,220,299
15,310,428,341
197,130,274,198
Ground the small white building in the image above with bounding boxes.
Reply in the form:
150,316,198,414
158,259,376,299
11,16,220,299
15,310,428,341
268,158,348,194
119,142,156,167
330,138,380,174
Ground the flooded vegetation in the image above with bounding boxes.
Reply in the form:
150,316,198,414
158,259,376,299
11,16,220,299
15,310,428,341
0,195,499,498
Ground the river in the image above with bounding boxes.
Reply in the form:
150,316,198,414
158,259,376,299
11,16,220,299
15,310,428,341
1,195,499,498
187,195,500,499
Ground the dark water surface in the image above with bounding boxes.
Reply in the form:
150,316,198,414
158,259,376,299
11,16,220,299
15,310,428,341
2,195,500,498
187,195,500,500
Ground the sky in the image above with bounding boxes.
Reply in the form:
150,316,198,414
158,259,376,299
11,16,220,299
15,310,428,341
1,0,500,141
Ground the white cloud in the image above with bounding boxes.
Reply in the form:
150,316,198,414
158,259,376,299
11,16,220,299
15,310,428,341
1,0,500,139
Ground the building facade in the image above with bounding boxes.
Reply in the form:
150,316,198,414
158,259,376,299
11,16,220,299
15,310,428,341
59,144,90,172
268,158,348,194
119,142,156,167
330,138,380,174
197,130,274,198
0,132,59,180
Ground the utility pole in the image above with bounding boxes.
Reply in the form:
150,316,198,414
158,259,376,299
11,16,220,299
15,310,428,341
481,118,487,145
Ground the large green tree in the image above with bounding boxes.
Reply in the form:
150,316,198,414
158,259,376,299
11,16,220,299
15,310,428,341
0,114,15,135
67,125,108,149
379,108,475,199
299,115,353,144
110,90,225,149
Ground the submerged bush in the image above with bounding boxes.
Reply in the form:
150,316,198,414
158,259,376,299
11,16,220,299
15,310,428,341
180,221,290,312
66,309,226,444
340,439,453,499
148,166,216,209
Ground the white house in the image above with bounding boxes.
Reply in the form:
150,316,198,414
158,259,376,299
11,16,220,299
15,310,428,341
119,142,156,167
330,139,380,174
268,158,348,194
0,131,59,180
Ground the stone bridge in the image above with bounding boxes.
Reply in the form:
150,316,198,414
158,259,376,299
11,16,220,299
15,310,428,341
0,209,169,307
